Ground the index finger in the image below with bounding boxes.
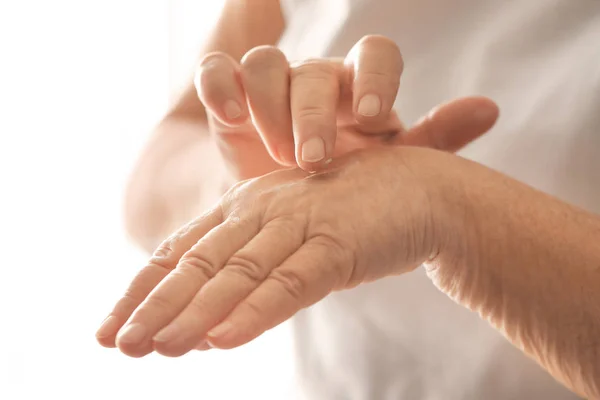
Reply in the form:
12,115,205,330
346,35,404,124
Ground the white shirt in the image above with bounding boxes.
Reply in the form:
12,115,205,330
278,0,600,399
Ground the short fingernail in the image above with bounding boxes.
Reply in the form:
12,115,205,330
117,323,147,344
301,137,325,163
96,315,119,339
224,100,242,120
207,321,233,340
358,94,381,117
195,340,212,351
153,324,180,343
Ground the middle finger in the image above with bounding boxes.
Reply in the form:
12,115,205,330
290,60,342,171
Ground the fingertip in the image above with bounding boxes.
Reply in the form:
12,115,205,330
294,136,334,172
194,340,212,351
474,97,500,128
115,341,153,358
347,35,403,125
95,315,120,348
195,52,248,126
274,143,297,166
431,96,500,131
153,342,191,358
95,335,117,348
205,321,245,350
115,324,154,358
356,94,382,118
408,96,500,152
151,325,194,357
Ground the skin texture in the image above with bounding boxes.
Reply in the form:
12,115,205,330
111,2,600,398
419,150,600,399
124,0,286,250
123,0,496,252
102,145,600,398
98,97,499,350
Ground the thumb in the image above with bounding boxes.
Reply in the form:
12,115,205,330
399,96,499,153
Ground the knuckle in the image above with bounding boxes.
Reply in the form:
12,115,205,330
359,71,401,92
310,233,355,284
295,104,329,120
239,298,266,319
144,294,177,315
312,233,349,261
221,181,256,214
226,254,268,283
226,179,252,198
362,69,397,82
150,239,175,263
291,60,338,81
178,253,218,280
196,54,236,97
241,45,287,72
115,291,141,314
186,296,210,316
358,34,401,54
269,269,305,301
199,51,233,69
355,35,404,72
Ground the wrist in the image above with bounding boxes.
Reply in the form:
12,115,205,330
401,148,475,281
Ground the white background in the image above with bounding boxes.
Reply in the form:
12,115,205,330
0,1,294,399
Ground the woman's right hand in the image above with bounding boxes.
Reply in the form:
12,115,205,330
195,34,499,180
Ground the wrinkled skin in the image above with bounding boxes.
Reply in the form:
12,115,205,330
110,147,438,358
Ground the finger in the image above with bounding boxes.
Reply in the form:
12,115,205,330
194,340,212,351
240,46,295,166
346,35,403,125
195,52,249,126
399,96,499,152
95,207,222,350
115,216,260,357
206,236,351,349
290,60,342,170
152,217,304,356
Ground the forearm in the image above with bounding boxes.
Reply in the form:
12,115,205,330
124,117,230,252
421,150,600,397
125,0,285,251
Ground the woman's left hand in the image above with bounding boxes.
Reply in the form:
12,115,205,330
96,97,497,358
103,144,450,358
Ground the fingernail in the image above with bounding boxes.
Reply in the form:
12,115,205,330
96,316,119,339
207,321,233,340
358,94,381,117
153,324,180,343
301,137,325,163
195,340,212,351
117,323,147,344
224,100,241,120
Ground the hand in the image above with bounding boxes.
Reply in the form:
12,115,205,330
95,99,497,357
98,147,440,357
196,35,498,179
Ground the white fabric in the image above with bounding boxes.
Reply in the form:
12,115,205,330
278,0,600,399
